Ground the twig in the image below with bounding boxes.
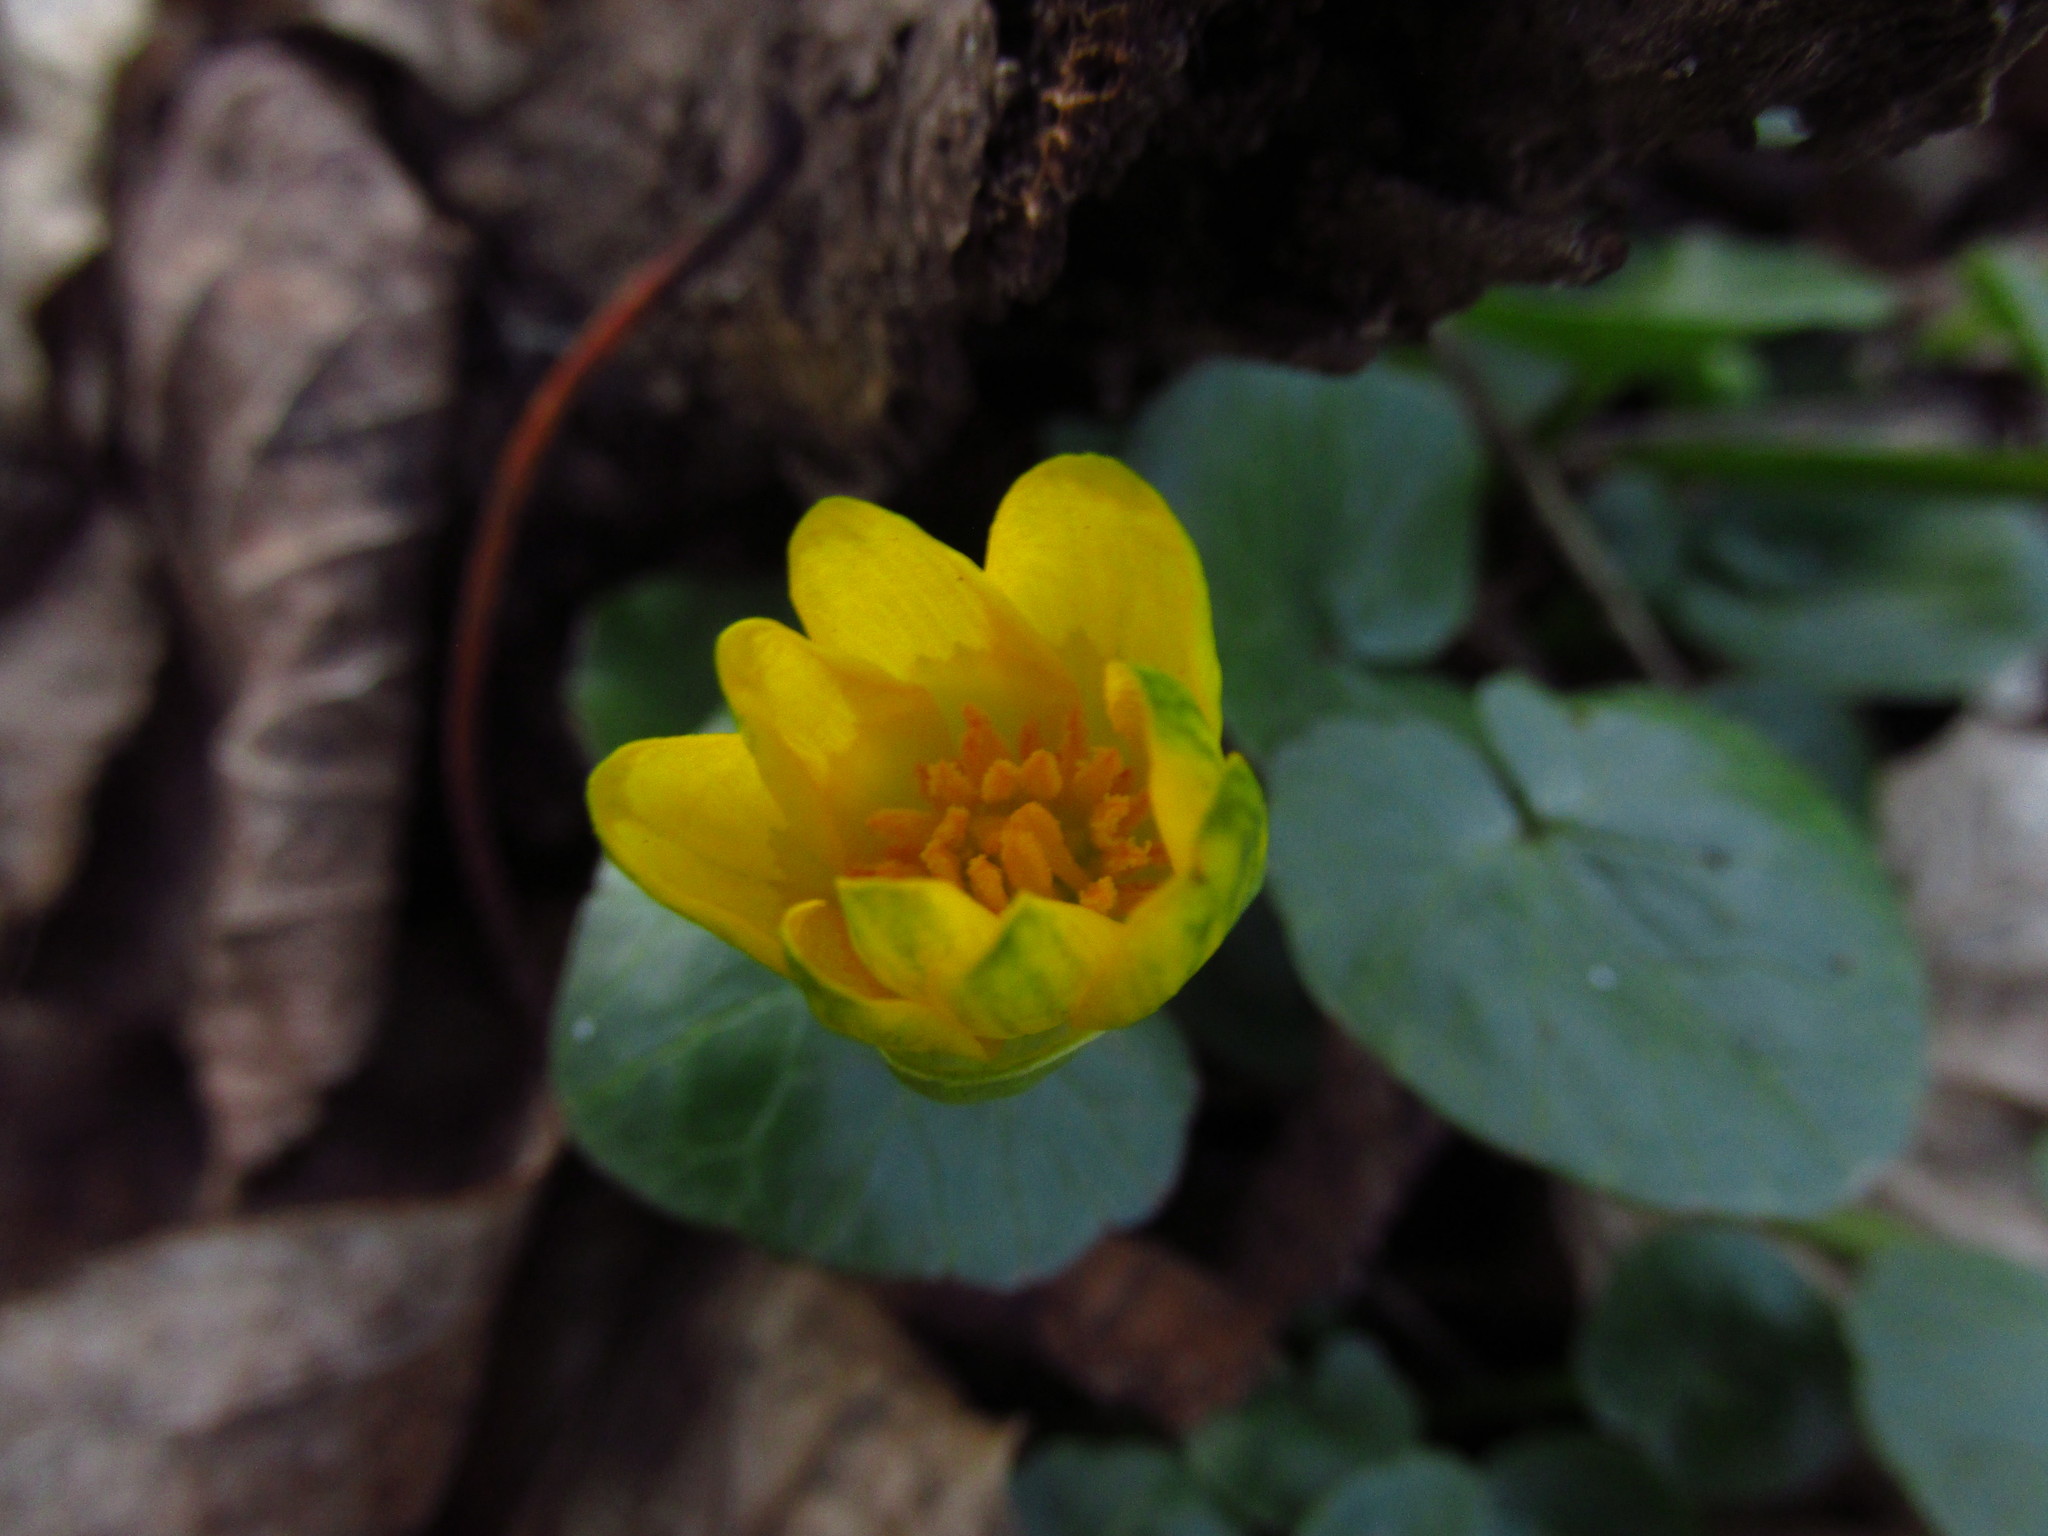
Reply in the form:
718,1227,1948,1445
442,105,804,1023
1431,331,1693,690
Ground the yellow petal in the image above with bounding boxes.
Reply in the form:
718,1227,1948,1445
985,455,1223,733
782,899,992,1060
951,893,1128,1040
716,617,950,866
787,496,1076,736
835,875,1001,1008
587,734,811,974
1083,754,1269,1028
1104,660,1227,873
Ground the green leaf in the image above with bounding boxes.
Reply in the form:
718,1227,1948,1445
1700,679,1871,816
1485,1435,1701,1536
1016,1441,1244,1536
1576,1226,1854,1500
1187,1333,1420,1527
553,863,1198,1286
1298,1451,1494,1536
1965,243,2048,385
1613,433,2048,497
1847,1241,2048,1536
569,572,787,759
1126,358,1484,753
1265,676,1926,1216
1466,232,1898,401
1670,489,2048,699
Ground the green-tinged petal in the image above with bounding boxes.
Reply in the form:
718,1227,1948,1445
786,496,1078,736
1087,755,1269,1028
716,617,950,865
587,734,809,974
785,898,1095,1102
985,454,1224,733
782,899,992,1060
882,1026,1100,1104
952,893,1129,1039
1105,660,1228,873
836,875,1003,1009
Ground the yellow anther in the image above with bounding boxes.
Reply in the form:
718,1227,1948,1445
1079,877,1118,915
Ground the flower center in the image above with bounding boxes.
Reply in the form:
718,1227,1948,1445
852,705,1168,918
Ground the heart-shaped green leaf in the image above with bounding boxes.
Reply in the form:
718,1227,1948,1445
1265,676,1925,1215
1485,1435,1701,1536
1299,1452,1495,1536
1015,1441,1243,1536
1126,358,1484,754
553,863,1198,1286
1187,1333,1419,1527
1578,1227,1854,1499
1847,1240,2048,1536
568,571,787,759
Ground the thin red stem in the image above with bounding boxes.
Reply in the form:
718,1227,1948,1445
442,107,803,1023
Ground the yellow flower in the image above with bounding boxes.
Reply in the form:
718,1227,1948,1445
587,455,1268,1100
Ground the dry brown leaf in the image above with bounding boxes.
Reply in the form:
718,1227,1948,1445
526,1247,1018,1536
1878,715,2048,1269
1029,1235,1275,1433
119,42,466,1191
0,1140,545,1536
0,507,164,929
440,0,995,492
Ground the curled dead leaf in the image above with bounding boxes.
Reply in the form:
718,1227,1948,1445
118,41,466,1192
0,1133,547,1536
517,1246,1019,1536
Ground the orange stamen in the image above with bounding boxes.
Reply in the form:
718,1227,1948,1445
1000,817,1055,897
1010,801,1090,890
920,759,977,807
1020,748,1063,801
868,807,936,851
967,855,1008,913
1070,747,1122,806
1058,707,1087,777
872,704,1170,919
981,759,1021,803
959,705,1005,780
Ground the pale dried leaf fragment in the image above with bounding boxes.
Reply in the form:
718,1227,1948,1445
540,1248,1018,1536
0,509,163,927
0,1161,542,1536
0,0,154,421
1879,716,2048,1270
119,42,465,1191
269,0,538,110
